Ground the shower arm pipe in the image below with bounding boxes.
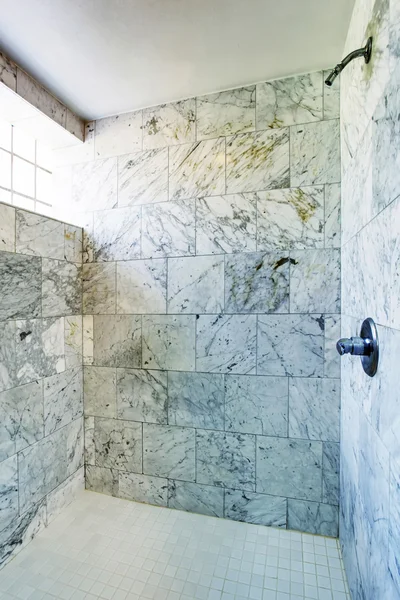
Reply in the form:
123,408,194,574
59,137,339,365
325,37,373,86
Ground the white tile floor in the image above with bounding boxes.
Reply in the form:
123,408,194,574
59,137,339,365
0,491,350,600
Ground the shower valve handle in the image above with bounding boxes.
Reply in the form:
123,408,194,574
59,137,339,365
336,336,372,356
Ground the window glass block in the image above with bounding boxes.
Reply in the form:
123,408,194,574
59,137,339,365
0,149,11,189
36,167,53,203
36,141,53,171
12,126,36,162
13,193,35,211
13,156,35,197
0,118,12,151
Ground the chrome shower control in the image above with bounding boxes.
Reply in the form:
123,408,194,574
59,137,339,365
336,317,379,377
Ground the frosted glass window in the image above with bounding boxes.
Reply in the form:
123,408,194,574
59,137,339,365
13,157,35,197
13,194,35,211
0,149,12,188
36,142,53,171
0,189,11,205
36,168,52,203
13,127,36,162
0,119,12,151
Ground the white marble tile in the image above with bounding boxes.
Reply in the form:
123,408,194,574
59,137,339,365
116,258,167,314
0,455,18,533
324,183,341,248
257,314,324,377
169,138,225,200
288,499,338,537
44,367,83,435
289,377,340,442
84,366,116,418
225,252,289,313
117,368,167,424
16,68,66,127
225,375,288,436
323,442,340,506
94,417,142,472
118,148,168,207
168,371,224,430
72,158,117,212
119,472,168,507
389,458,400,594
82,315,94,365
196,430,256,491
256,72,323,130
196,86,255,139
95,111,142,158
53,122,95,167
64,224,83,263
167,255,224,314
290,120,341,186
290,249,341,313
0,51,17,90
196,314,257,374
168,480,224,517
142,315,195,371
42,259,82,317
16,211,64,260
226,129,289,194
0,321,16,394
0,203,15,252
142,199,195,258
15,318,65,384
83,263,116,314
225,490,287,527
257,436,322,501
92,207,141,261
85,465,118,496
257,187,325,251
84,415,95,465
324,314,341,379
46,468,85,524
143,99,195,149
93,315,141,368
323,71,340,119
196,193,257,255
0,499,46,569
65,315,83,369
390,196,400,329
143,424,195,481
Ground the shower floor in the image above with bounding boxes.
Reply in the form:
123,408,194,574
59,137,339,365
0,492,350,600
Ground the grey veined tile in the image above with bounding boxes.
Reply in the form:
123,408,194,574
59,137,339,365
323,70,340,119
117,368,167,424
324,183,341,248
289,378,340,442
322,441,340,506
225,375,288,436
226,129,289,194
257,436,322,502
256,72,323,130
169,138,225,201
196,430,256,491
119,472,168,507
143,424,195,481
142,199,195,259
42,259,82,317
118,148,168,207
290,120,340,186
290,249,341,313
117,259,167,314
0,456,19,533
93,315,141,368
167,255,224,314
224,490,287,528
0,252,41,320
94,417,142,473
0,203,15,252
72,158,117,212
256,187,325,251
92,207,141,261
83,263,116,315
196,314,256,374
64,315,83,369
196,194,257,255
0,380,44,461
84,366,116,418
168,480,224,517
196,86,256,140
142,315,195,371
15,318,65,384
143,99,196,149
257,314,324,377
168,371,224,430
85,465,119,497
288,499,338,537
44,367,83,435
0,321,16,393
224,252,289,313
64,224,83,263
95,111,142,159
16,211,64,260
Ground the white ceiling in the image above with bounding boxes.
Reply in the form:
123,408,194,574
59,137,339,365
0,0,354,121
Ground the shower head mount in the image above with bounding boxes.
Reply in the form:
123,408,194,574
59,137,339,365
325,37,373,87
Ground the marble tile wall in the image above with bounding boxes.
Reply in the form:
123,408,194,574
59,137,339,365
0,203,84,569
340,0,400,597
59,70,341,536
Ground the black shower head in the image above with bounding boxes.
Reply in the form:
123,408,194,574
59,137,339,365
325,37,373,87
